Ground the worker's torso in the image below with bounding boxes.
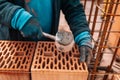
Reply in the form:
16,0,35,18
25,0,53,34
1,0,61,41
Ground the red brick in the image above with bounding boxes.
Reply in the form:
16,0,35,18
0,41,36,80
31,41,88,80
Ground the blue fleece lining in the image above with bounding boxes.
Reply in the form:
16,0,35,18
11,8,32,30
75,31,92,48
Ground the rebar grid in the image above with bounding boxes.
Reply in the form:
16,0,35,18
81,0,120,80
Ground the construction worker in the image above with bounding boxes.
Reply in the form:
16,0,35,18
0,0,93,65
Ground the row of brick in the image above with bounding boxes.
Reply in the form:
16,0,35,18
0,41,88,80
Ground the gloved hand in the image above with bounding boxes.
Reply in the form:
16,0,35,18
20,17,43,39
79,46,93,65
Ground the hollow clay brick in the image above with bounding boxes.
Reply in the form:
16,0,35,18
0,41,36,80
31,41,88,80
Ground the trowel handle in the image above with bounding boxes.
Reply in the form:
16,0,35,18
42,32,55,40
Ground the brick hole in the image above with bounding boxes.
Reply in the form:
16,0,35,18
48,43,51,48
63,67,65,69
38,49,40,51
14,52,24,56
74,63,78,69
12,57,15,59
44,52,53,57
51,58,53,60
2,45,6,51
46,66,49,69
36,56,38,59
40,49,43,55
58,62,61,69
42,61,45,69
12,65,15,68
35,61,37,64
18,43,21,45
4,53,9,59
15,58,18,63
58,54,61,60
0,56,3,62
39,57,42,63
21,43,24,48
20,57,22,60
0,53,2,59
66,63,69,70
22,57,26,64
77,59,80,65
55,66,57,69
79,67,82,70
17,61,20,68
34,65,37,69
69,51,72,57
24,65,27,69
31,43,35,48
38,65,40,69
8,61,13,68
1,42,5,47
54,50,57,56
16,46,20,51
71,67,74,70
14,43,18,47
8,43,11,47
74,58,76,61
38,45,41,48
62,58,65,65
44,46,47,51
37,53,39,56
43,57,45,60
54,58,57,64
6,57,11,64
4,65,7,68
28,44,31,48
21,66,23,69
72,47,75,52
61,52,65,57
50,62,53,69
46,58,49,64
23,46,26,51
3,49,7,55
42,43,44,47
26,50,29,55
29,49,32,52
51,43,54,45
66,55,69,61
26,61,28,64
27,57,30,60
82,63,86,70
11,49,15,55
70,59,73,65
0,61,5,68
51,47,54,52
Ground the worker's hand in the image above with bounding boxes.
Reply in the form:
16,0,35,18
79,46,93,65
20,17,43,39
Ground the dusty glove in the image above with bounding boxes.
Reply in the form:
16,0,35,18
20,17,43,39
79,46,93,65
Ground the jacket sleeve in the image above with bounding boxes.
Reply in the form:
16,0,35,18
61,0,90,38
0,0,21,27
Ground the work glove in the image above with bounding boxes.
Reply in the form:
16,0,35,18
79,46,93,65
75,31,93,65
20,17,43,40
